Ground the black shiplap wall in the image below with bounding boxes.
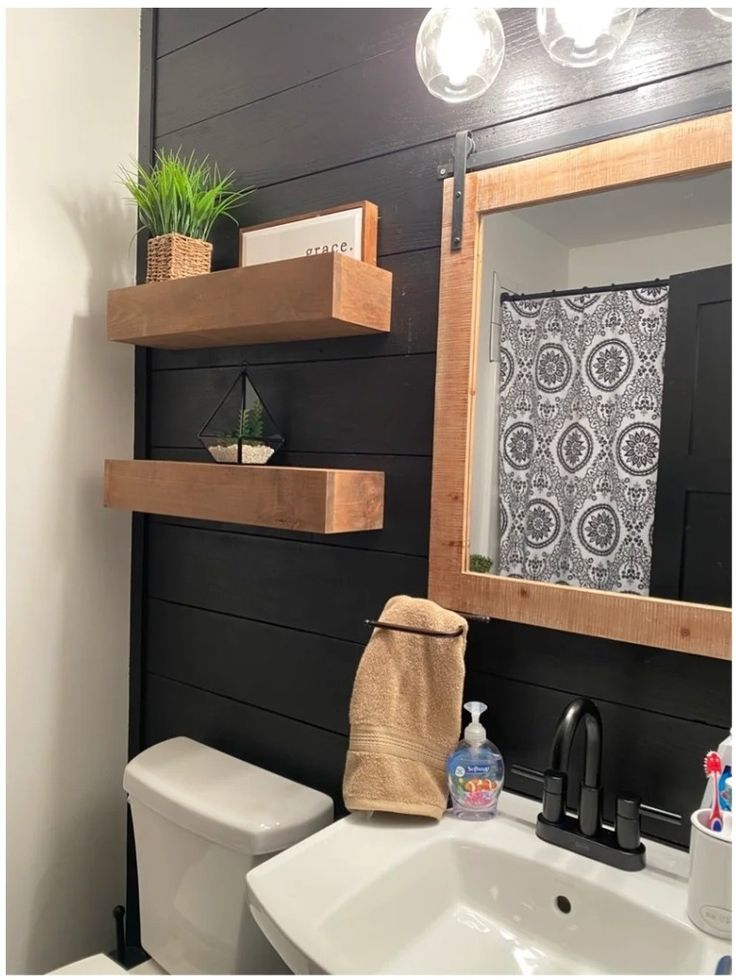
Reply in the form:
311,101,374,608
132,7,731,882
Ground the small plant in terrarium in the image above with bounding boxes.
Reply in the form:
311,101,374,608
227,402,264,442
199,370,284,465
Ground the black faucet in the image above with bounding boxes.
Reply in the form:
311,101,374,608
535,697,647,872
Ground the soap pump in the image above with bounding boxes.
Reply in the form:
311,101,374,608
447,701,504,820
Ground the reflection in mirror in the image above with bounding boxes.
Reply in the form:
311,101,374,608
470,169,731,607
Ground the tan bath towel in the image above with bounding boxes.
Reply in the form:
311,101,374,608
343,595,468,820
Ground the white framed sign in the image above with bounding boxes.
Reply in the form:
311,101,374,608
239,201,378,267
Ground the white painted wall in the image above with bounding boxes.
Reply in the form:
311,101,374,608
568,223,731,284
483,211,571,298
6,10,140,974
470,214,569,561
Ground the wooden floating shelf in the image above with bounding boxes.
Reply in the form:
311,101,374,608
107,252,392,349
104,459,385,534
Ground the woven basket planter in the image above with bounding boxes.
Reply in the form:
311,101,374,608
146,232,213,283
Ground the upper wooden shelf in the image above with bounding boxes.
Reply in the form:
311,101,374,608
104,459,385,534
107,252,392,349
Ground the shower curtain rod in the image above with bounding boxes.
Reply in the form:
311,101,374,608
500,276,669,303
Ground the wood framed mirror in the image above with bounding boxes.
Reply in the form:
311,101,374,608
429,112,732,659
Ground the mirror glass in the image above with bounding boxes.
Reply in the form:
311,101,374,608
469,168,731,606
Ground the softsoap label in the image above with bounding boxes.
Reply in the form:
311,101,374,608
449,762,501,810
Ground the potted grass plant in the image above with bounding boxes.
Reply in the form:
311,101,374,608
120,148,253,282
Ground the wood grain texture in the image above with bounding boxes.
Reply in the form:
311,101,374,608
429,113,732,659
104,459,384,534
146,521,428,644
107,252,392,349
155,9,730,189
155,8,423,135
475,111,732,212
156,9,261,57
147,598,360,734
148,356,437,456
192,64,730,276
465,618,731,726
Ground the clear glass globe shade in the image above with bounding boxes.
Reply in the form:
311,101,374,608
537,7,638,68
415,7,506,104
707,8,732,22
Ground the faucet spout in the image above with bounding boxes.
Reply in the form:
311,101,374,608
535,696,646,871
550,697,602,788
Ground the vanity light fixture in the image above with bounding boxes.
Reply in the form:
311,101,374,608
536,6,638,68
707,8,732,21
415,7,505,104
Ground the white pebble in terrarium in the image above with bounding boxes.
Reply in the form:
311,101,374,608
209,442,275,465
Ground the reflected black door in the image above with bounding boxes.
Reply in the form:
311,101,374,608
650,264,731,606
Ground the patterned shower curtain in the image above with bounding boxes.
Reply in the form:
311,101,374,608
497,286,669,595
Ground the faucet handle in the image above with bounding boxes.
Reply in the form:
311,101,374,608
615,796,682,851
510,765,567,823
542,769,567,823
615,795,642,850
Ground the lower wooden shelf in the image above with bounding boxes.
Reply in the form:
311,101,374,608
104,459,385,534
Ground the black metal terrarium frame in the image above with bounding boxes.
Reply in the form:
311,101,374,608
198,367,284,465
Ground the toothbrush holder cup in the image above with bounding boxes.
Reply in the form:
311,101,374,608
687,808,732,940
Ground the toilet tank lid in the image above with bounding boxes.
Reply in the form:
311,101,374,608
123,737,334,855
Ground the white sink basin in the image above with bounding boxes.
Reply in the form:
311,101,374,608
246,792,731,975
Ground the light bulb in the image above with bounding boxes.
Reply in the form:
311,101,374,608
537,7,638,68
707,8,732,22
556,4,619,49
416,7,506,104
436,10,487,87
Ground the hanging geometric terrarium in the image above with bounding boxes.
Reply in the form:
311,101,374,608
198,368,284,465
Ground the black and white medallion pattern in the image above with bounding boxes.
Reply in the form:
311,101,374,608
497,286,669,595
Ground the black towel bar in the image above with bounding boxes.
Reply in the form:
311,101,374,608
364,618,465,639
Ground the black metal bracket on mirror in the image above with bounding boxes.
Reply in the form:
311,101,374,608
437,130,475,251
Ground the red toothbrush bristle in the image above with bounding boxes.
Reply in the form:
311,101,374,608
704,751,722,775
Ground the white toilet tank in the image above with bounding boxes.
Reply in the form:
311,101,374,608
123,737,333,975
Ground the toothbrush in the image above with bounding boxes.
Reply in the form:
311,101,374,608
704,751,723,832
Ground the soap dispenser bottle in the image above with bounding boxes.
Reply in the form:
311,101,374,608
447,701,504,820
